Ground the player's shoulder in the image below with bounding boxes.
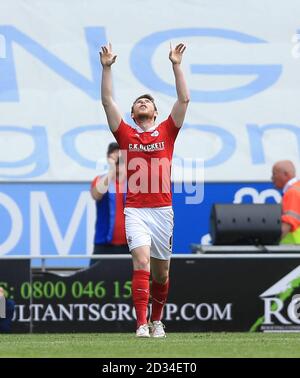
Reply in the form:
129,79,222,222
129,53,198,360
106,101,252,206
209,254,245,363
157,115,176,128
156,115,171,129
119,119,136,132
114,119,135,138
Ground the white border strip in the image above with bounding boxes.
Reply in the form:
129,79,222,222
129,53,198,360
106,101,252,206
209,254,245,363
1,254,300,259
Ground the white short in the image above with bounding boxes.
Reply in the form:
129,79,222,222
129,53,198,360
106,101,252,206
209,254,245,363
124,206,174,260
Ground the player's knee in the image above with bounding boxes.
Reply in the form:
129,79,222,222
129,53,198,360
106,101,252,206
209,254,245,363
133,256,150,270
154,273,169,285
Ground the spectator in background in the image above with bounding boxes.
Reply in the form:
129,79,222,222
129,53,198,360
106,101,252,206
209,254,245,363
90,142,129,265
0,287,15,333
272,160,300,244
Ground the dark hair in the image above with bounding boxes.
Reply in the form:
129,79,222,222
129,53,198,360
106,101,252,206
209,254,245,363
107,142,119,157
131,94,157,114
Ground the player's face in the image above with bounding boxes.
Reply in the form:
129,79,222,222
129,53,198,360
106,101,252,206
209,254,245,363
131,98,157,120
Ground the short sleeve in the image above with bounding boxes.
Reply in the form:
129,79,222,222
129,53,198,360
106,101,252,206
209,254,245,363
113,120,129,147
166,115,180,143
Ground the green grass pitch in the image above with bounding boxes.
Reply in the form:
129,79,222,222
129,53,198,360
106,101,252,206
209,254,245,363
0,333,300,358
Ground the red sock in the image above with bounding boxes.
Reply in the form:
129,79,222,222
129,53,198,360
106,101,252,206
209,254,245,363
151,279,169,321
132,270,150,328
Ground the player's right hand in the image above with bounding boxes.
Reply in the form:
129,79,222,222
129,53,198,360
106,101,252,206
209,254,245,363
99,43,117,67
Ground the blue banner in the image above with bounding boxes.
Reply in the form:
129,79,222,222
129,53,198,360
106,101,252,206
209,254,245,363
0,182,281,266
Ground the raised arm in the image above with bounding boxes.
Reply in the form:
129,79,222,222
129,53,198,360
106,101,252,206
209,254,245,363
100,43,122,132
169,43,190,128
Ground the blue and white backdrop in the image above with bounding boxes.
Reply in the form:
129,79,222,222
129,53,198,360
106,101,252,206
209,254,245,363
0,0,299,262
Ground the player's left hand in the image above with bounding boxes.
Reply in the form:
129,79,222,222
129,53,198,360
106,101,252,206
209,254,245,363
100,42,117,67
169,43,186,65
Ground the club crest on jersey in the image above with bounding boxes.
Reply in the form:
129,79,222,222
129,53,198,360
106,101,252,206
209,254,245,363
151,130,159,137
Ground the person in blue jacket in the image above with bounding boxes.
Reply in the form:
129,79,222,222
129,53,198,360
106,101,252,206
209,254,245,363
90,142,129,265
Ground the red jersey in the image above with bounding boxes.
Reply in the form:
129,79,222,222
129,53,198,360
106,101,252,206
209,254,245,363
113,115,179,208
